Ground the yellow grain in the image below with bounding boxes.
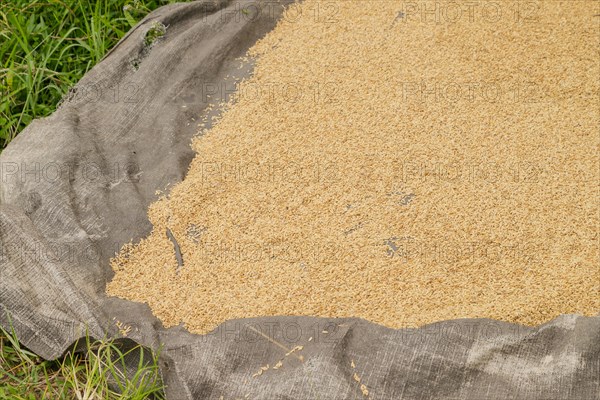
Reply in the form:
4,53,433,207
107,1,600,335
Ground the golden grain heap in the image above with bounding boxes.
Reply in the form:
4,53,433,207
107,1,599,334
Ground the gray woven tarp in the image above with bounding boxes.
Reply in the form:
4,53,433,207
1,1,599,399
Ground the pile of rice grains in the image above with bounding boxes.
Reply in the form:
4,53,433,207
107,1,599,334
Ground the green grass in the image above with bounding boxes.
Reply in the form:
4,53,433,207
0,0,179,150
1,2,181,396
0,321,165,399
